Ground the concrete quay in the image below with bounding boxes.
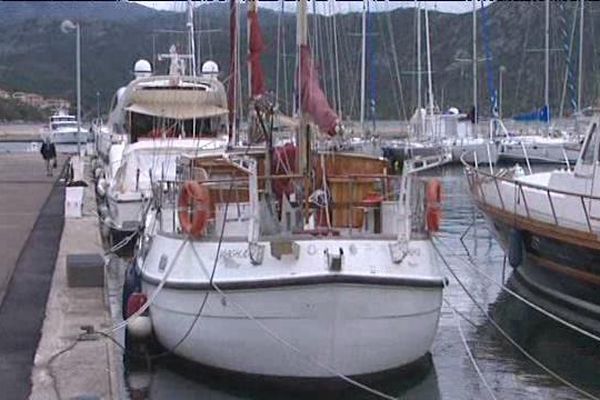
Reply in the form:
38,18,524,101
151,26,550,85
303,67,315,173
0,153,68,400
29,158,126,400
0,150,126,400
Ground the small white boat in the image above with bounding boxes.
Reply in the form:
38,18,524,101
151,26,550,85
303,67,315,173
133,151,445,378
45,109,89,144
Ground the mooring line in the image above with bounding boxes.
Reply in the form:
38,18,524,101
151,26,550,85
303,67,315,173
432,240,600,400
444,297,498,400
434,237,600,343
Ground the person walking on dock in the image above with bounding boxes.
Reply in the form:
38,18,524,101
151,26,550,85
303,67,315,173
40,136,57,177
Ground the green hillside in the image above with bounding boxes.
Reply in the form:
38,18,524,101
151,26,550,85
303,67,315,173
0,2,598,121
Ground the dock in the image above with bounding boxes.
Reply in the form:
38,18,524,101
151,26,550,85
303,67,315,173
0,152,124,399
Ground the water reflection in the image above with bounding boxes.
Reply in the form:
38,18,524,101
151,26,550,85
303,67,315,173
483,277,600,397
146,354,440,400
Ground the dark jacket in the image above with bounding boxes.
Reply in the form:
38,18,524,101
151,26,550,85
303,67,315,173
40,142,57,160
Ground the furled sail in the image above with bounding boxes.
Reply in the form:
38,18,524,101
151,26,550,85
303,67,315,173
299,44,340,137
248,6,266,98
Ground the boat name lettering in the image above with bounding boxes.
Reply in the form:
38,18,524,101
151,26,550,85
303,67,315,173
220,249,249,259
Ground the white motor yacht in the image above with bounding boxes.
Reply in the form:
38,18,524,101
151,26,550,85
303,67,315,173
45,109,89,145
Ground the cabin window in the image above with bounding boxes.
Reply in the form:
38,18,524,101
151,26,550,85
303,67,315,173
581,123,597,164
128,112,221,143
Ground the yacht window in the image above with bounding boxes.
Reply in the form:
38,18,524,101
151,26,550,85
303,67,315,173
129,112,220,142
581,123,597,164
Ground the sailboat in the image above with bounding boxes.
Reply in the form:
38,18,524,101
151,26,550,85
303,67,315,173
498,0,582,165
126,0,445,379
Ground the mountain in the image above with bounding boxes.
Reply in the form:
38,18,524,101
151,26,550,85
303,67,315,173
0,1,159,25
0,1,598,121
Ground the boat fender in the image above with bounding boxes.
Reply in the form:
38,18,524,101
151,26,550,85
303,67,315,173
178,180,210,238
122,262,142,320
508,229,524,268
96,178,107,198
127,315,153,339
426,179,443,232
94,167,103,180
126,292,152,339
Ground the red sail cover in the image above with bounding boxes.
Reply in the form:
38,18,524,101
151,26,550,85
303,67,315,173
299,44,339,136
248,9,266,98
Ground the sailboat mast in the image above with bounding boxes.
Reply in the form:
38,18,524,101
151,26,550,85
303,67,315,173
360,0,367,130
424,4,435,141
187,0,197,76
545,0,550,129
424,6,434,117
416,1,422,113
297,0,309,176
578,0,584,113
228,0,238,144
248,0,256,103
472,0,478,136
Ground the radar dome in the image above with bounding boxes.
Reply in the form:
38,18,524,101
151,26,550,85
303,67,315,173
447,107,459,115
201,60,219,76
133,59,152,78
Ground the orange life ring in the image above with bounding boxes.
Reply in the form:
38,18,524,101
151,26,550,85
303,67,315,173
178,180,210,237
426,179,443,232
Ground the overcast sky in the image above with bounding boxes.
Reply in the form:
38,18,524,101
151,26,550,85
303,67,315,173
135,1,489,15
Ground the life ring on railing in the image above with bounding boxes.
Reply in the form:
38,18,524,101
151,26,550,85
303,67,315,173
178,180,210,237
426,179,443,232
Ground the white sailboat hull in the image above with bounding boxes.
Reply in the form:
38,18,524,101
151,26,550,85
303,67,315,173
450,140,499,164
143,280,442,378
499,141,581,164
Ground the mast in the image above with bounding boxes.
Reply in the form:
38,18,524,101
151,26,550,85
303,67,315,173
424,6,434,116
360,0,367,130
248,0,256,103
472,0,478,137
578,0,584,113
544,0,550,130
416,1,422,113
186,0,197,77
297,0,309,176
228,0,238,144
424,4,434,139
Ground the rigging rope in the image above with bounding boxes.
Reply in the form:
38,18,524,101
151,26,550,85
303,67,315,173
444,297,499,400
558,2,578,118
481,3,498,118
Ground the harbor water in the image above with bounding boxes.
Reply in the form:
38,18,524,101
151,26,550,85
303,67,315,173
135,165,600,400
